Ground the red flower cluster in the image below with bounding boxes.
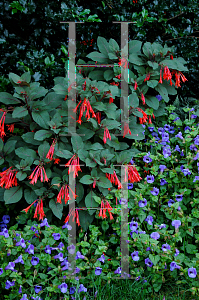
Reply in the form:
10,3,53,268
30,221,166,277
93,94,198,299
106,170,123,190
29,165,49,185
80,38,94,47
6,124,14,133
0,109,7,141
23,198,45,221
46,139,57,161
159,66,188,88
124,165,142,184
0,166,18,189
118,57,128,69
103,127,111,144
65,153,82,178
57,183,78,204
64,207,80,227
72,97,97,125
98,200,114,220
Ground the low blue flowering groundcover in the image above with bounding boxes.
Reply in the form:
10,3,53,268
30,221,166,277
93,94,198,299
0,105,199,299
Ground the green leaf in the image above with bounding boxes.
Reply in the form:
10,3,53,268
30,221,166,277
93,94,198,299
9,72,21,84
97,176,112,188
145,95,159,110
0,139,4,151
15,147,37,163
55,149,73,159
21,72,31,83
34,130,52,141
155,85,169,102
104,70,114,81
24,189,38,205
43,92,64,108
4,186,23,204
4,140,17,155
0,92,21,105
16,171,27,181
88,70,104,81
71,135,84,153
21,132,41,145
109,38,120,52
29,87,48,101
97,36,110,56
129,92,139,107
149,254,160,266
78,210,94,232
142,42,153,58
129,54,145,66
147,80,159,89
86,52,109,63
85,191,99,215
147,61,159,70
129,40,142,55
79,175,93,185
38,141,50,160
32,110,50,129
49,199,63,220
138,212,146,223
12,107,28,118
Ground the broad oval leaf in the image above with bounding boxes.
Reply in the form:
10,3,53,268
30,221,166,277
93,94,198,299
86,52,109,63
145,95,159,110
12,107,29,118
34,130,52,141
0,92,21,105
49,199,63,220
4,186,23,204
97,36,109,57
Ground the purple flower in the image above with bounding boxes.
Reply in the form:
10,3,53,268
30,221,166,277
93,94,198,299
78,284,87,293
160,178,168,185
182,168,191,176
131,251,140,261
34,286,42,294
62,221,72,230
45,245,52,254
145,215,153,225
159,165,167,173
175,132,183,140
75,251,84,260
151,187,159,196
176,194,183,202
119,198,128,207
175,248,180,256
16,238,26,248
130,158,134,165
2,215,10,224
0,228,9,238
193,176,199,182
138,198,147,207
168,199,175,207
14,255,24,264
143,154,152,163
172,220,181,229
150,232,160,240
146,247,151,251
170,261,181,271
5,280,15,289
57,242,64,250
159,224,166,229
98,254,105,263
128,183,134,189
31,256,39,266
190,144,197,151
162,244,171,251
188,267,197,278
40,218,50,227
67,244,75,255
54,252,64,262
145,258,153,267
30,227,39,234
163,147,171,158
52,233,60,241
5,262,15,271
158,127,165,135
95,267,102,275
184,126,191,131
148,127,154,132
21,295,28,300
174,117,180,122
168,126,175,134
18,285,22,294
25,244,34,255
156,95,162,101
114,267,122,274
0,268,3,275
193,152,199,160
130,221,138,232
194,136,199,146
164,124,170,131
146,175,154,183
70,287,76,294
191,114,197,119
58,283,68,293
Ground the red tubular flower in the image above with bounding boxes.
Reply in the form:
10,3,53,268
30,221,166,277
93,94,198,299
0,110,7,140
29,165,49,185
73,98,97,125
95,112,101,125
0,166,18,189
98,200,104,218
173,70,188,88
103,127,111,144
148,115,152,124
53,158,60,164
46,139,57,160
109,96,114,104
57,184,77,204
23,199,38,214
64,208,80,227
123,122,132,138
6,124,14,133
106,170,123,190
134,81,138,90
125,165,142,184
163,66,172,83
136,107,148,124
159,68,163,84
141,93,145,105
118,57,127,69
65,154,82,178
68,82,76,93
105,200,114,220
170,55,173,60
33,199,45,221
144,73,150,82
93,178,97,188
64,95,67,101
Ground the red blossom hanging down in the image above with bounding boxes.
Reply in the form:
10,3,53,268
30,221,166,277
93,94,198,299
163,66,173,86
0,166,18,189
46,139,57,161
144,73,150,82
141,93,145,105
123,122,132,138
57,183,78,205
23,198,45,221
29,165,49,185
159,67,163,84
106,170,123,190
98,200,114,220
118,57,128,69
136,107,148,124
171,70,188,88
103,127,111,144
104,91,114,104
134,81,138,90
71,97,97,125
124,165,142,184
95,112,102,125
64,207,80,227
65,153,82,178
0,109,7,141
6,124,14,133
53,158,60,164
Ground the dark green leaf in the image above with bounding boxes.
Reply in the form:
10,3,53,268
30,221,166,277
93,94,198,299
4,186,23,204
34,130,52,141
49,199,63,220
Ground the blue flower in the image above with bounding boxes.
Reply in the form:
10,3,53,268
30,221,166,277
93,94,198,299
191,114,197,119
159,224,166,229
148,127,154,132
62,221,72,230
18,285,22,294
193,152,199,160
54,252,64,262
44,245,52,254
168,199,175,207
30,226,39,234
175,248,180,256
150,232,160,240
20,295,28,300
156,95,162,101
52,233,60,241
78,284,87,293
14,255,24,264
145,258,153,267
162,243,171,251
98,254,105,263
145,215,153,225
25,244,34,255
175,132,183,140
184,126,191,132
0,228,9,238
176,194,183,202
159,165,167,173
114,267,122,274
131,251,139,261
31,256,39,266
188,267,197,278
172,220,181,229
146,175,154,183
67,244,75,255
5,262,16,271
168,126,175,134
16,238,26,248
2,215,10,224
163,146,171,158
138,198,147,207
160,178,168,185
34,286,42,294
69,287,76,294
143,154,152,163
164,124,170,131
128,183,133,189
58,283,68,293
150,187,159,196
58,242,64,250
5,280,15,289
193,176,199,182
75,251,84,260
130,221,138,232
40,218,50,228
95,267,102,275
158,127,165,135
0,268,3,275
170,261,181,271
